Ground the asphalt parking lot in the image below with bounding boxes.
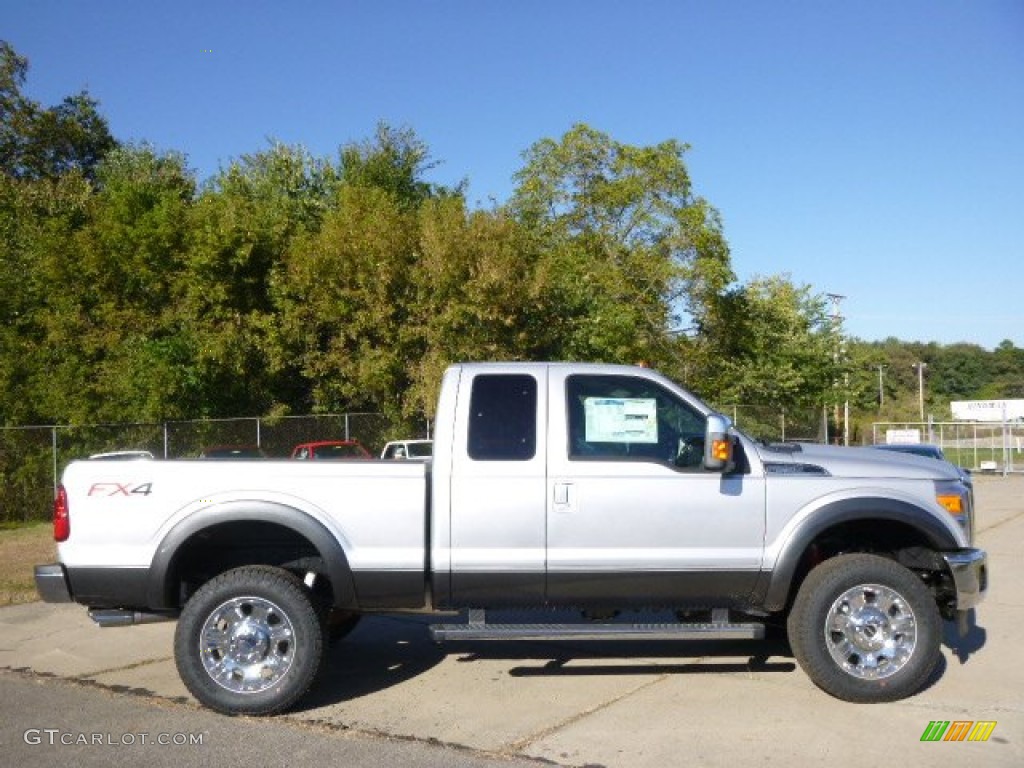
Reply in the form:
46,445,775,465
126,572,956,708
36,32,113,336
1,475,1021,767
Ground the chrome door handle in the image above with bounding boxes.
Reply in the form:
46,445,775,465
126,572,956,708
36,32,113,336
553,482,574,510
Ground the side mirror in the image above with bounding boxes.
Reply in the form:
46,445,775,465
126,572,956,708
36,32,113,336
703,413,734,472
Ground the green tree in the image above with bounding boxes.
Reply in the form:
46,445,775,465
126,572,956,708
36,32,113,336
0,41,116,181
0,170,94,424
510,124,733,373
927,343,992,400
275,183,420,421
183,143,339,416
0,41,33,178
406,198,553,417
29,146,195,423
339,122,450,207
710,275,839,410
270,127,471,423
981,340,1024,398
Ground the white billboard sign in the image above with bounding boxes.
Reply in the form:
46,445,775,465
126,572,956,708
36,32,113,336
950,399,1024,422
885,429,921,445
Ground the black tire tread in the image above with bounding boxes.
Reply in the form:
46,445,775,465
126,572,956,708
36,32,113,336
174,565,325,716
787,553,941,703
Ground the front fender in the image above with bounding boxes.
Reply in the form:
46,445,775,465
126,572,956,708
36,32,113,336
146,500,358,610
758,496,961,611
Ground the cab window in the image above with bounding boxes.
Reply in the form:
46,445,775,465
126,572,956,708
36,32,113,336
566,375,705,467
468,374,537,461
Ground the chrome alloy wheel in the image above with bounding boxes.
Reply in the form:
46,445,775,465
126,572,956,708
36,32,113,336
825,582,918,680
200,596,297,693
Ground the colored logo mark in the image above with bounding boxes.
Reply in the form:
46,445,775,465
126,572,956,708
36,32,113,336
920,721,997,742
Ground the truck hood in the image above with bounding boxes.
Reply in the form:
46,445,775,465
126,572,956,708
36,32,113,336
753,441,961,481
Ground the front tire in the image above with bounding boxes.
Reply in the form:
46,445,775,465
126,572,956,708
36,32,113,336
787,553,941,703
174,565,326,715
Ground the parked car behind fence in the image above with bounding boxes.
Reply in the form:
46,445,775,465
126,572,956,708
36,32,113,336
291,440,371,460
381,439,433,459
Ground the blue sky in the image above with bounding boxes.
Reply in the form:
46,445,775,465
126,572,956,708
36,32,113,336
5,1,1023,349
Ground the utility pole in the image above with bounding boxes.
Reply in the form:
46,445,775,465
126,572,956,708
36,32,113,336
876,364,887,410
826,293,848,445
913,362,927,423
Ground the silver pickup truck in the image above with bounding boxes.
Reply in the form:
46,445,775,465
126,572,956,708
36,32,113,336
35,362,987,715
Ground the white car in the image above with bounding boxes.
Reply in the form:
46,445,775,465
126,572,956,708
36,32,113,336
380,439,433,459
88,450,155,460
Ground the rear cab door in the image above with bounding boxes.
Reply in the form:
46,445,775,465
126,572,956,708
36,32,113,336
436,364,549,606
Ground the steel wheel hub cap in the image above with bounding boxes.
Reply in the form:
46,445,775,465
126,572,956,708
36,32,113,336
230,620,270,662
825,583,917,680
200,596,296,693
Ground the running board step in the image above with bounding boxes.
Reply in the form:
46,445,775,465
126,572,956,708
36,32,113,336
430,614,764,643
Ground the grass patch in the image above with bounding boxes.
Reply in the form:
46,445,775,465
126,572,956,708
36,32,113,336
0,522,54,606
941,447,1007,470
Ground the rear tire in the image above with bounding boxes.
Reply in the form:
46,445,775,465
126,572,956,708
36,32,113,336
787,553,940,703
174,565,325,715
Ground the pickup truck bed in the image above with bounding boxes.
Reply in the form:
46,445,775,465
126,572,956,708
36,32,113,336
54,458,428,611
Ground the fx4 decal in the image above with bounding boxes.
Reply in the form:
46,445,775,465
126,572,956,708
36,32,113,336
87,482,153,497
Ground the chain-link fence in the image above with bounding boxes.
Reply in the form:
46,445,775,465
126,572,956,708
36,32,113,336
0,414,427,524
871,420,1023,474
18,406,1014,525
2,403,826,524
0,426,56,525
718,405,826,443
161,413,406,459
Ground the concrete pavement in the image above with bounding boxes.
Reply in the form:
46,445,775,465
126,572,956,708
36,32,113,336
2,476,1021,767
0,671,545,768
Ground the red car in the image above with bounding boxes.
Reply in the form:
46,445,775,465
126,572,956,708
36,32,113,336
290,440,371,460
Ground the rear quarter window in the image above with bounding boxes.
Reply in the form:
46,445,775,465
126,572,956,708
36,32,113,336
467,374,537,461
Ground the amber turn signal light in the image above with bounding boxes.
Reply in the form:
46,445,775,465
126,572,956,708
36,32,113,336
936,493,963,515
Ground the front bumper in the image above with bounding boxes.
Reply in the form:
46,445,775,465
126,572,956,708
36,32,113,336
942,548,988,610
34,563,73,603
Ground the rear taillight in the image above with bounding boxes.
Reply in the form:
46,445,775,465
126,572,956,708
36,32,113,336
54,484,70,542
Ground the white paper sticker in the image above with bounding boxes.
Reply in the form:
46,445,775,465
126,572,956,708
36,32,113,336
584,397,658,443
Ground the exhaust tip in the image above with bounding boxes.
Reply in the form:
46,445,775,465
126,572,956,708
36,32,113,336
88,609,173,628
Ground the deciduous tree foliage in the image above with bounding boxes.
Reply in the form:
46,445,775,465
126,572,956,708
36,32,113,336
339,122,449,207
407,199,555,418
1,41,116,181
269,126,457,425
27,146,194,423
276,183,421,420
184,143,338,417
510,124,734,374
709,275,839,409
845,337,1024,424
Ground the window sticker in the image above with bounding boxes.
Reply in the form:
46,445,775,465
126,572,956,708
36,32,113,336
584,397,658,443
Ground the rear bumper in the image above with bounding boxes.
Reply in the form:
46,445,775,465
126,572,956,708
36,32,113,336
34,564,73,603
35,564,150,608
942,548,988,610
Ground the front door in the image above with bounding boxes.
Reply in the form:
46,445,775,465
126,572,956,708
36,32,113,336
545,369,766,607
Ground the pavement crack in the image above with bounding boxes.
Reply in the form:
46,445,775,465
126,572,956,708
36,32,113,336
75,656,173,677
503,673,669,754
978,507,1024,534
